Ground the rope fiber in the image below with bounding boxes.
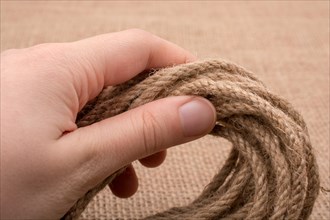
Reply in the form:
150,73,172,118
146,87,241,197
62,59,319,220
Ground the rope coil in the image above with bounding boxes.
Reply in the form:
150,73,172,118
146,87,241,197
63,60,319,220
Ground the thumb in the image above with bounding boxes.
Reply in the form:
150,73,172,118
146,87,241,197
57,96,216,187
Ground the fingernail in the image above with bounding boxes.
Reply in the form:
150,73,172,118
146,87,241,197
179,98,216,137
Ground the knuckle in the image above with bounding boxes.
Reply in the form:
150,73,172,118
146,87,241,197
23,43,71,77
140,110,164,155
27,43,66,59
28,42,62,51
1,48,21,57
1,49,23,68
2,43,68,69
126,28,152,38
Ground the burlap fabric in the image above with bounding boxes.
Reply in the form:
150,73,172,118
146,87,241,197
1,1,329,219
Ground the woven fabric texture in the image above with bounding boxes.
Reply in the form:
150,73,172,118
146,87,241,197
1,1,329,220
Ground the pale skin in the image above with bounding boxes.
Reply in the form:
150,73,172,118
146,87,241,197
0,29,216,219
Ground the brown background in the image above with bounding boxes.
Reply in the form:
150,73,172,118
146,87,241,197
1,1,329,219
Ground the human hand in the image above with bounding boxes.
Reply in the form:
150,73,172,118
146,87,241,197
1,29,216,219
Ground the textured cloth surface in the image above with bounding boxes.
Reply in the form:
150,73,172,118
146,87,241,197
1,1,329,220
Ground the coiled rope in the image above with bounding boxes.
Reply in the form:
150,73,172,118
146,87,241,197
62,59,319,220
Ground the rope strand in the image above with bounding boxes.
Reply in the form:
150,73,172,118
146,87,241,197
62,59,319,220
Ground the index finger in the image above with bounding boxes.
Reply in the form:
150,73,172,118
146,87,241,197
69,29,196,103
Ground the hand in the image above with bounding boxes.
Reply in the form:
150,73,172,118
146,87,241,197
0,29,216,219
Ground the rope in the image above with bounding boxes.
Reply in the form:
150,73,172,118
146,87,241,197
62,59,320,220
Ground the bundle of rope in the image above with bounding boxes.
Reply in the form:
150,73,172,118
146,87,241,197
62,59,319,220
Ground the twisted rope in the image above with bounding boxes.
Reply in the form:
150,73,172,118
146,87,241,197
62,59,319,220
